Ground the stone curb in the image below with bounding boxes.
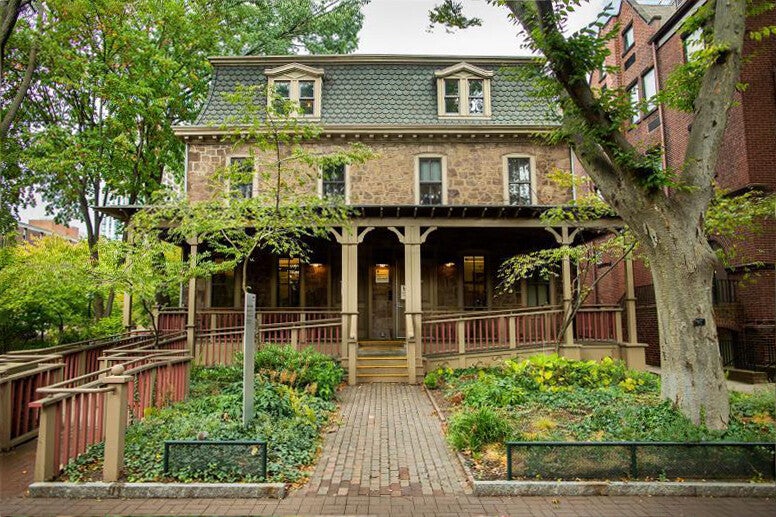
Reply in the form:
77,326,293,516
28,482,287,499
473,480,776,497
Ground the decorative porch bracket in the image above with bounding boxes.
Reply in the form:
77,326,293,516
388,225,436,384
331,226,373,385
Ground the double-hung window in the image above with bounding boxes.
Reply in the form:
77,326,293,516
321,164,346,200
417,157,445,205
504,156,534,205
229,157,253,198
642,68,657,113
628,82,640,123
265,63,324,119
622,25,635,53
435,62,493,117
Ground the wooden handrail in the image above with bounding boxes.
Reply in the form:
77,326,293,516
425,308,564,325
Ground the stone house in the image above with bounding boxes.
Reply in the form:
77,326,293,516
586,0,776,379
138,54,646,383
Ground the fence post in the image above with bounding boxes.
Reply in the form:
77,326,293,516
103,365,132,482
0,380,12,451
33,403,58,482
457,319,466,368
508,316,517,349
615,310,624,343
291,328,299,349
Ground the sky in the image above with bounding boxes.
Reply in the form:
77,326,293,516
19,0,613,234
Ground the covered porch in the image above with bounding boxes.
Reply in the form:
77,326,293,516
152,206,645,383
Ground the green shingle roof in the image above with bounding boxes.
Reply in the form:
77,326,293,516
193,57,558,128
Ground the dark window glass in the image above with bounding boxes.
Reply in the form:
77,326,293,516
468,79,484,114
278,257,301,307
526,274,549,307
272,81,291,113
463,255,486,309
299,80,315,115
444,79,459,114
230,157,253,198
322,164,346,199
507,157,532,205
211,266,235,308
418,158,443,205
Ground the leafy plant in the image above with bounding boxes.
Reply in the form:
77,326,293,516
448,406,512,452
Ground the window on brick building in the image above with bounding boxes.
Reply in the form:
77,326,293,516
622,25,635,52
683,28,704,62
642,68,657,113
628,82,640,124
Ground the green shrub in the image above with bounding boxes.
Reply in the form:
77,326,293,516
448,407,512,452
252,344,344,400
460,373,525,408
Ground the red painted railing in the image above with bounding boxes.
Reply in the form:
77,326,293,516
31,346,192,481
574,306,622,342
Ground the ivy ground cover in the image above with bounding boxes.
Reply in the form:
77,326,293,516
62,345,343,483
425,354,776,480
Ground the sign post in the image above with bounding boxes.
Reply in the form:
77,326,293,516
242,292,257,427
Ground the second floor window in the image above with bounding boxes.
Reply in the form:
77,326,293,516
642,68,657,112
622,25,634,52
230,157,253,198
506,157,532,205
322,164,346,200
418,157,443,205
683,28,704,62
298,80,315,115
265,63,324,119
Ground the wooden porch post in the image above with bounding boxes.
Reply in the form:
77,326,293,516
122,291,133,330
621,253,646,369
332,226,372,385
548,226,581,360
392,226,436,384
186,238,198,356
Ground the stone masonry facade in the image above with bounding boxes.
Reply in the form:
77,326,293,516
186,138,573,207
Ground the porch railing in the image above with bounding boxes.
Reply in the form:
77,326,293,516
574,306,622,343
31,335,191,482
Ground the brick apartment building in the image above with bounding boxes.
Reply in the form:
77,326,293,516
587,0,776,375
0,219,80,246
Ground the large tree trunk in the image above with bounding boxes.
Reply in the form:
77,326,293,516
635,216,729,429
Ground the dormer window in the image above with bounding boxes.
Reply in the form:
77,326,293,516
435,62,493,118
264,63,324,119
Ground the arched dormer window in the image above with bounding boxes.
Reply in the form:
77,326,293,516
264,63,324,119
434,62,493,118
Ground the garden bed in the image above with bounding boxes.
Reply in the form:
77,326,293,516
60,345,343,485
425,354,776,481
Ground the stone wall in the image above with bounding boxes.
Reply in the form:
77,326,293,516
186,138,573,206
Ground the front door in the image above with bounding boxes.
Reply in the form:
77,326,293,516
370,262,394,339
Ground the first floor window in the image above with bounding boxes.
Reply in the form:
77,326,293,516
211,267,235,308
463,255,486,309
278,257,301,307
322,164,346,199
418,157,443,205
526,274,549,307
506,157,532,205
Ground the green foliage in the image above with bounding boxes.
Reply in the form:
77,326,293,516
63,361,339,483
251,344,345,401
438,355,775,454
448,407,512,452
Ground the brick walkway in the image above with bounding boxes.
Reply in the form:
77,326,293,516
304,383,469,496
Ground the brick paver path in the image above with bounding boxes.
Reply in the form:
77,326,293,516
305,383,469,496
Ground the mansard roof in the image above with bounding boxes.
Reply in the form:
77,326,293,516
187,54,558,129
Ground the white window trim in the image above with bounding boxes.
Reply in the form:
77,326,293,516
435,62,493,118
627,81,641,124
318,164,350,204
502,154,537,205
414,154,448,205
264,63,324,120
227,155,255,198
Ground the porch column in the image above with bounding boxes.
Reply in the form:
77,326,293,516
391,225,436,384
332,226,372,385
548,226,581,360
621,252,646,369
186,238,198,356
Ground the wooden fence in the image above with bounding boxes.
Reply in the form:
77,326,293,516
31,333,191,482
